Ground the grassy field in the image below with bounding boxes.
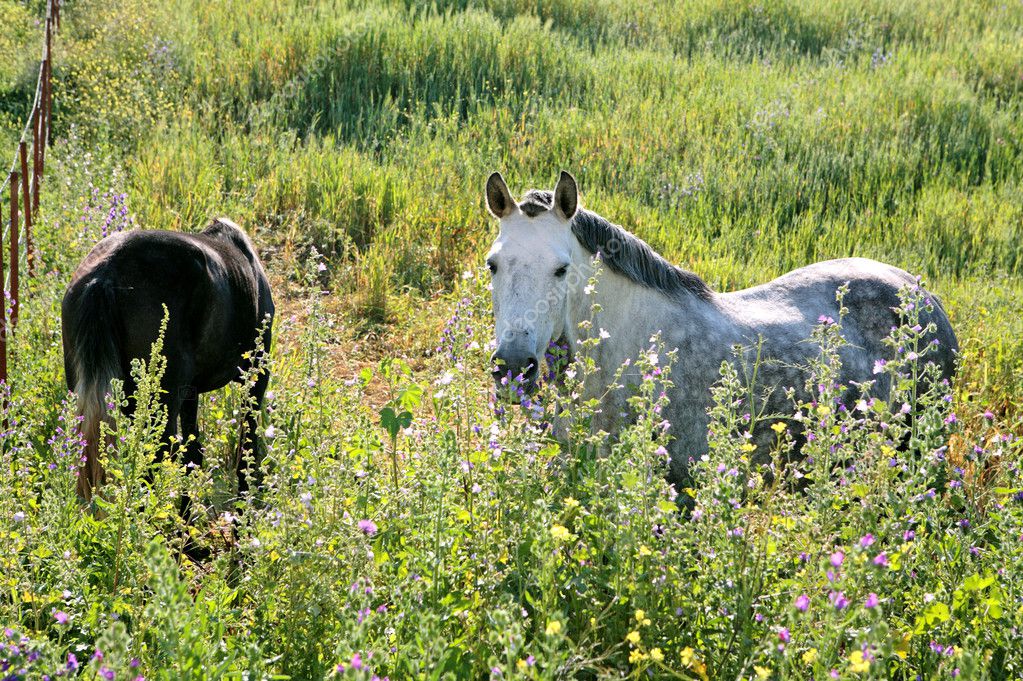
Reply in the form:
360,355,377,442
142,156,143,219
2,0,1023,678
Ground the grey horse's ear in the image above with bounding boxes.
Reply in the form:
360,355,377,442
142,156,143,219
486,172,516,219
553,170,578,221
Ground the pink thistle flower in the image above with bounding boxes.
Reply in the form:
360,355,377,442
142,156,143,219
828,591,849,610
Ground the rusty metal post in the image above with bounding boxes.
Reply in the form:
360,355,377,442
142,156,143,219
8,173,18,329
41,57,49,167
0,190,7,384
18,142,32,277
31,107,40,213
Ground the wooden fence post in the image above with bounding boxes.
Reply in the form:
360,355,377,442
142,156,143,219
9,172,19,328
19,142,33,276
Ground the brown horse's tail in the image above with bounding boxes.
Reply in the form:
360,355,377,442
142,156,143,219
65,279,120,501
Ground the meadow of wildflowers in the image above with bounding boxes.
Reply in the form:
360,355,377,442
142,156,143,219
2,0,1023,678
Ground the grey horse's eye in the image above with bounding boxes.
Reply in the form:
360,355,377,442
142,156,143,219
487,260,497,275
554,265,568,278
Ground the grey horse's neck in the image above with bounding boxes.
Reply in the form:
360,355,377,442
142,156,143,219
566,261,726,379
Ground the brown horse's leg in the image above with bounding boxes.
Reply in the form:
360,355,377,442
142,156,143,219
179,389,201,474
238,371,269,497
175,386,210,560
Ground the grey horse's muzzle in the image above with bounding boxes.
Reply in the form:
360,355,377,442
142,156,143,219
491,348,539,398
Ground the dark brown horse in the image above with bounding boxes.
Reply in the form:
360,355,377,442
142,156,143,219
62,218,275,503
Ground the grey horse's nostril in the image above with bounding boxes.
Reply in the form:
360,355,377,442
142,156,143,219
491,351,539,386
521,356,539,381
491,352,509,384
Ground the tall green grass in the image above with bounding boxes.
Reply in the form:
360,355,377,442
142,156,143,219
0,0,45,149
59,0,1015,402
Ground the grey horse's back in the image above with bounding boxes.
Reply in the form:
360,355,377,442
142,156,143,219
724,256,958,396
826,258,958,383
699,256,960,491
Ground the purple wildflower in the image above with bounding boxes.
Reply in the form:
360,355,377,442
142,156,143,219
829,591,850,610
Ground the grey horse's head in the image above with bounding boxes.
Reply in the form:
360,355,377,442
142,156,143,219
484,171,583,395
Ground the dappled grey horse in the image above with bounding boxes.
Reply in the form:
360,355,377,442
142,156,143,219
484,171,958,491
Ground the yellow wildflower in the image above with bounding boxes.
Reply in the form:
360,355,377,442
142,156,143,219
550,524,573,541
741,443,757,452
895,633,910,660
848,650,871,673
638,545,653,557
649,648,664,662
771,421,787,434
802,648,818,664
626,630,641,645
545,619,562,635
680,647,695,665
564,496,580,509
754,665,772,679
629,649,647,664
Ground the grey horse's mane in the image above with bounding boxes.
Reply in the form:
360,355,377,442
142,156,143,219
519,190,713,301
